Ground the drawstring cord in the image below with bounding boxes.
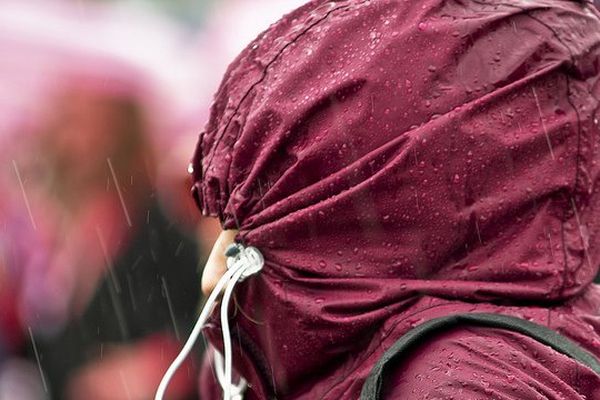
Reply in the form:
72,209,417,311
154,243,264,400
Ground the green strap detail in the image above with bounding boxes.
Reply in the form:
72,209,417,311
360,313,600,400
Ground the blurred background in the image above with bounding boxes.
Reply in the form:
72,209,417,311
0,0,305,399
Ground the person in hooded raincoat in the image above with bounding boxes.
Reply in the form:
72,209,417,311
189,0,600,398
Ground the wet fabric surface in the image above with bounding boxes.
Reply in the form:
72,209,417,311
383,326,600,400
191,0,600,398
361,313,600,399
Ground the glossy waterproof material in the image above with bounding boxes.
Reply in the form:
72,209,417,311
361,313,600,399
191,0,600,398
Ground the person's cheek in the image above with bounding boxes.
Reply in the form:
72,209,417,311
196,218,223,257
201,229,238,296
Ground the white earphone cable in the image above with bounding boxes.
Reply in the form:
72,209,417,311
220,265,248,399
154,244,263,400
214,350,246,399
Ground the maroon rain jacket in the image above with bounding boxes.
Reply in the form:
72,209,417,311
191,0,600,398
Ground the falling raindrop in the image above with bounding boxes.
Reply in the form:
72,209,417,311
28,327,48,393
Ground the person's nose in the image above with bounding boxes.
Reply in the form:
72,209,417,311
201,229,239,296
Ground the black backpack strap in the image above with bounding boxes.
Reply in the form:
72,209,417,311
360,313,600,400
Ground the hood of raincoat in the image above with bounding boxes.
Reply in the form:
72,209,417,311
191,0,600,398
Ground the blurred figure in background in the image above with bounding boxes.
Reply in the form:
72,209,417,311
0,1,208,398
